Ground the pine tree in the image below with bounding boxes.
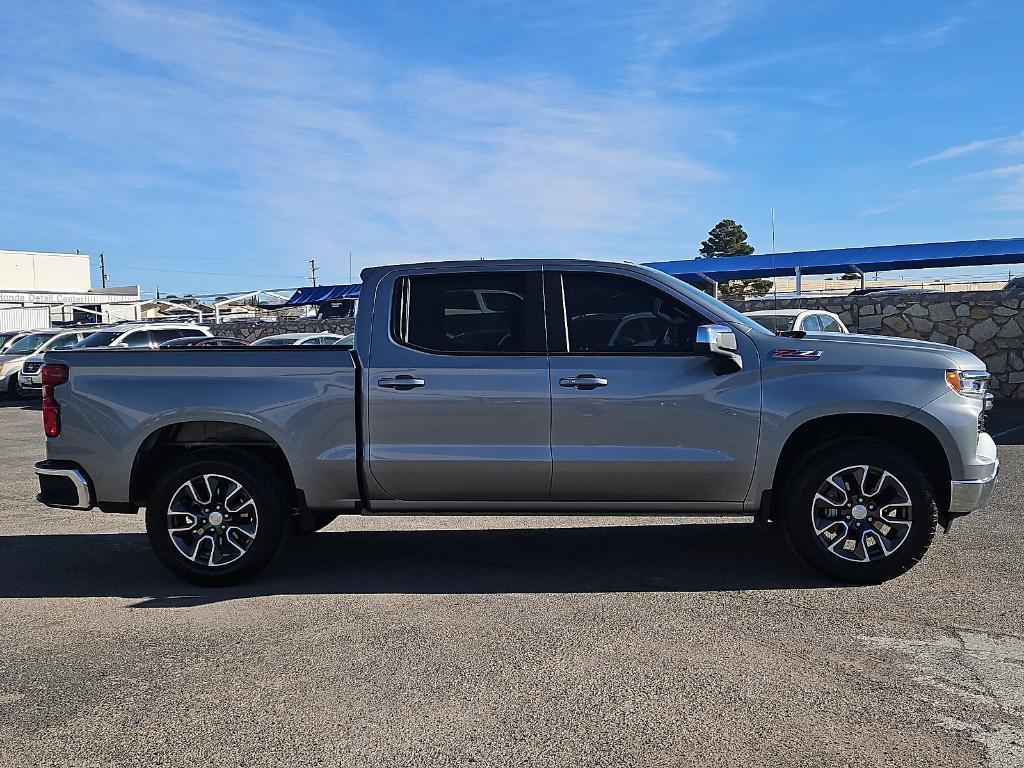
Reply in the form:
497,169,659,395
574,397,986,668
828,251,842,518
697,219,771,299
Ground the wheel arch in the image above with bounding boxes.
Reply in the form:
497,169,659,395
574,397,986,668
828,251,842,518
769,413,951,517
129,420,298,508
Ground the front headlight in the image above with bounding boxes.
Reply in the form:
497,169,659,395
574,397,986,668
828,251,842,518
946,369,991,404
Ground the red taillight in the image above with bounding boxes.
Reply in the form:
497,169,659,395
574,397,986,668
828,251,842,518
41,364,68,438
41,364,69,387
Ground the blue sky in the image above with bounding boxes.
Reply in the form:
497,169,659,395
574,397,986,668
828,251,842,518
2,0,1022,295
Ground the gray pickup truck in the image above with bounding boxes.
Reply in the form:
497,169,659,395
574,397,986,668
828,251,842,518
34,260,998,586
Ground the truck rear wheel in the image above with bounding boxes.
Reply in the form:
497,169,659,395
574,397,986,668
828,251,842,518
779,440,937,584
145,450,290,586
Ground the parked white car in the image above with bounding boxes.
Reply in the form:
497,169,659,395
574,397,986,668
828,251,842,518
17,329,99,396
75,323,212,350
250,332,350,346
744,309,849,334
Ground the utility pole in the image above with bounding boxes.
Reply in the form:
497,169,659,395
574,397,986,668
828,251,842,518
99,252,109,288
348,252,353,284
309,258,319,287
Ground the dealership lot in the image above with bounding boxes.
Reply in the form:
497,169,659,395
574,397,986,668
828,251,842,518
1,400,1022,768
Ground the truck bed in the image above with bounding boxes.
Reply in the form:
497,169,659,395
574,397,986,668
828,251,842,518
43,347,360,511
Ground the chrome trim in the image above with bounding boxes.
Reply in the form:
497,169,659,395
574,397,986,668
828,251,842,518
949,459,999,514
35,465,92,509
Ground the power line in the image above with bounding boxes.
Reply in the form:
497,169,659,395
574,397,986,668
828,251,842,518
125,266,307,279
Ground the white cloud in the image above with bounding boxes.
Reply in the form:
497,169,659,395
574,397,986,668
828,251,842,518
970,164,1024,212
880,15,965,50
911,132,1024,166
0,0,722,279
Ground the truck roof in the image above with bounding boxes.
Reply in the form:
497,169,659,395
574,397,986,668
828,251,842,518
360,258,637,279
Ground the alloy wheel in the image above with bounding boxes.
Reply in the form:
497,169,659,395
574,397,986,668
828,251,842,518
166,474,259,567
810,465,913,563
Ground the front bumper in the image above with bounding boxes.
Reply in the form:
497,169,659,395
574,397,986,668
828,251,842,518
948,432,999,515
949,460,999,514
35,461,94,510
18,371,41,393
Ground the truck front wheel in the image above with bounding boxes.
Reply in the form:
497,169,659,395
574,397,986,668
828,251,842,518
145,450,290,586
779,440,937,584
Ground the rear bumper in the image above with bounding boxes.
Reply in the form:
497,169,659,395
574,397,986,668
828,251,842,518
35,461,94,510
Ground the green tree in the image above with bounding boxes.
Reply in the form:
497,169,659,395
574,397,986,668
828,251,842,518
697,219,772,299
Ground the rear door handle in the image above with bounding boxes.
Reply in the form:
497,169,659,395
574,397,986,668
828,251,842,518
559,374,608,390
378,375,426,390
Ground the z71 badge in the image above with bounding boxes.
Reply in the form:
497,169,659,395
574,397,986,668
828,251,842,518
772,349,823,360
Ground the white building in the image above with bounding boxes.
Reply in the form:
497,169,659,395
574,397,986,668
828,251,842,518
0,250,141,331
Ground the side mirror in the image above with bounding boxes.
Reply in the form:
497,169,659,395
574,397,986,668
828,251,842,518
695,324,742,371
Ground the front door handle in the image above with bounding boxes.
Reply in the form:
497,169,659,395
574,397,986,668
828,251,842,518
559,374,608,390
378,375,426,390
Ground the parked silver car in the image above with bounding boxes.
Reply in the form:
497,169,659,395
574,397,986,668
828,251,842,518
0,330,62,398
17,329,98,396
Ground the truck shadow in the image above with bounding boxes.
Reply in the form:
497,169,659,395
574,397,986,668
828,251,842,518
0,523,837,605
0,399,39,410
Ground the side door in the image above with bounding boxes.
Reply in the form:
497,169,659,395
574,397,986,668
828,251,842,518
365,268,551,502
546,269,761,502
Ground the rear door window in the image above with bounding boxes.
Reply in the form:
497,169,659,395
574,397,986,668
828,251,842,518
150,329,183,344
819,315,843,333
122,331,153,348
801,315,823,332
393,272,544,354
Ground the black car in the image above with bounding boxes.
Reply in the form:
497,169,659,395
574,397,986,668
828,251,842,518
159,336,249,348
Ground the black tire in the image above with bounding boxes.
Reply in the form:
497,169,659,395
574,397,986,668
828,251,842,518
4,377,16,399
779,439,937,584
292,512,339,535
145,449,290,586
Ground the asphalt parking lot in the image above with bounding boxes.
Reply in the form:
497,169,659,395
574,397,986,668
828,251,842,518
1,400,1022,768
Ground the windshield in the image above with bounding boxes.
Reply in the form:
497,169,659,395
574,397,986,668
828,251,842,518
4,333,55,355
746,314,797,333
655,272,774,334
47,334,83,350
75,331,122,348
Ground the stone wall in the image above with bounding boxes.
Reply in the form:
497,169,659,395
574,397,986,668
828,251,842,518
209,317,355,343
728,290,1024,398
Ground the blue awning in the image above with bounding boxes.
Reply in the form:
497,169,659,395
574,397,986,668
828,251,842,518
645,237,1024,282
283,284,361,306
